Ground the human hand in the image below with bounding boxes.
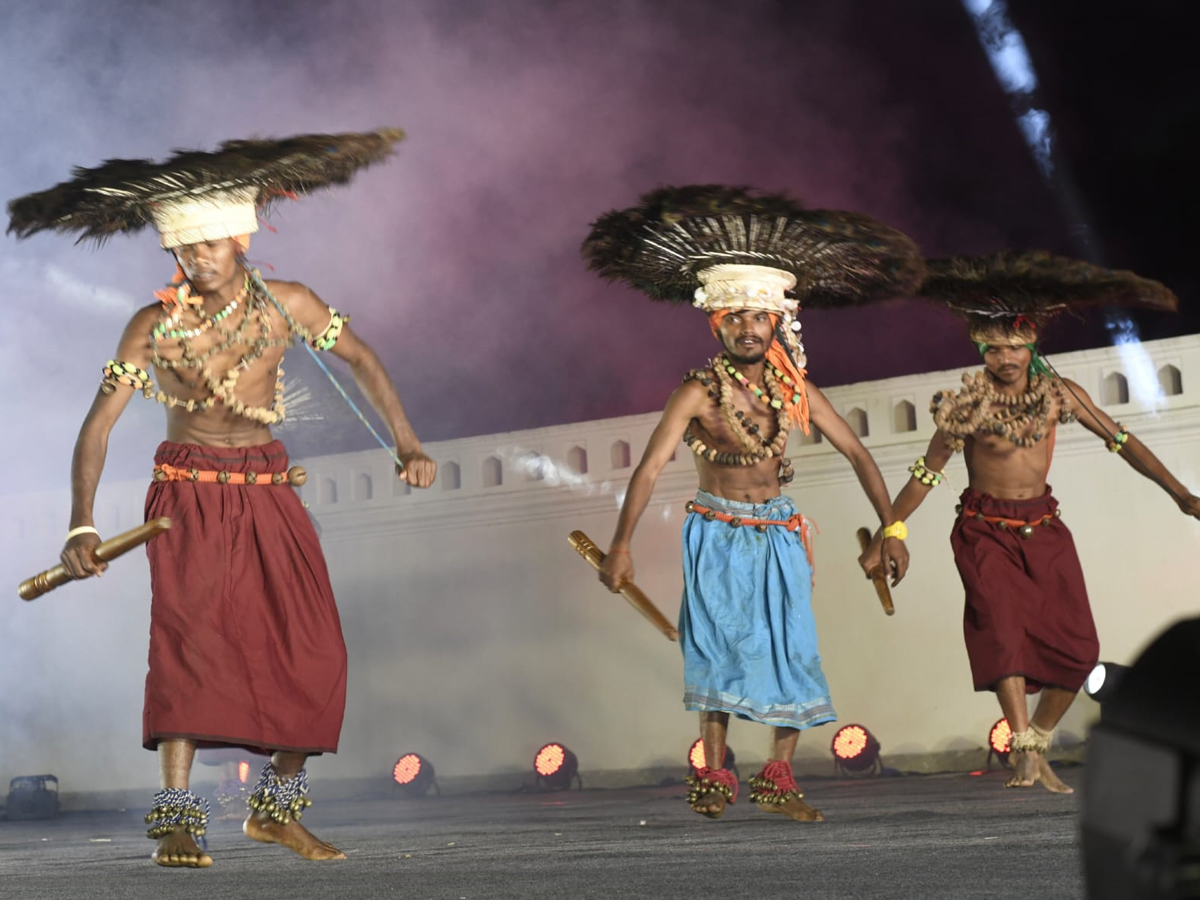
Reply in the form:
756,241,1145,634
61,532,106,579
599,548,634,593
856,532,884,579
1178,493,1200,522
397,450,437,488
882,536,909,586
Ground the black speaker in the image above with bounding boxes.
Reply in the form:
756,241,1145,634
1081,617,1200,900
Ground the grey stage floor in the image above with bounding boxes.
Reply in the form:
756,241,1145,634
0,767,1085,900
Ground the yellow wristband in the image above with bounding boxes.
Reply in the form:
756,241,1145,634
881,521,908,541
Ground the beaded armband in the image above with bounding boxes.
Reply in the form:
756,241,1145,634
908,455,944,487
101,360,154,397
1107,425,1129,453
246,762,313,825
309,309,349,351
145,788,210,839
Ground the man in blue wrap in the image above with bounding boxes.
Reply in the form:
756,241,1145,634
583,185,920,822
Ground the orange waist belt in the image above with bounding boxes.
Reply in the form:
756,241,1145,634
958,503,1060,537
685,500,817,572
153,462,308,486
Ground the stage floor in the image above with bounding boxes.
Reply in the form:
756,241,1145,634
0,767,1084,900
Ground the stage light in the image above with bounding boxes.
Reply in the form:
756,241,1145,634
534,742,580,791
392,753,438,797
1083,662,1129,705
1082,617,1200,899
687,738,736,773
988,718,1012,766
238,761,250,783
831,724,882,775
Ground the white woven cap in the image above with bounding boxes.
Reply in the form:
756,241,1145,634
151,188,259,249
693,264,798,314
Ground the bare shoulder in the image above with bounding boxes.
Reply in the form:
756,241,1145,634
123,302,164,340
131,300,162,323
261,278,313,305
672,370,713,409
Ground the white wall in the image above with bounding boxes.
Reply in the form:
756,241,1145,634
2,335,1197,792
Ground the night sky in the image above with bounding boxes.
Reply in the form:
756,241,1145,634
1,0,1193,483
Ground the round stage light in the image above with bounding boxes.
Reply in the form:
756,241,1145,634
534,742,580,790
1084,662,1129,704
831,724,882,774
392,753,437,797
687,738,735,773
989,718,1012,764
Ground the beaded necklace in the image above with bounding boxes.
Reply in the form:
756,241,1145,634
152,276,249,342
148,274,293,423
718,356,803,411
932,370,1076,452
681,358,791,466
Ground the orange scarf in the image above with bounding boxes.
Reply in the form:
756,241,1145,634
708,310,810,433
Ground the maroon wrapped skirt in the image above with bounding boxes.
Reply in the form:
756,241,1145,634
951,486,1099,693
142,441,346,754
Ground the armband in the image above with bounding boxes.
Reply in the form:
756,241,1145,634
908,455,944,487
101,360,154,397
309,309,349,351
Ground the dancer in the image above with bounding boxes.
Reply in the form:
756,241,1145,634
866,251,1197,792
582,185,923,821
8,129,437,864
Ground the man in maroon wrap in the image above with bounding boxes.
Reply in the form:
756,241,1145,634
863,252,1200,793
8,130,436,866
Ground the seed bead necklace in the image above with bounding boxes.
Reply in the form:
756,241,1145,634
152,275,250,342
932,370,1075,452
680,358,791,466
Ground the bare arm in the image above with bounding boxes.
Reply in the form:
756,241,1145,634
891,430,956,522
278,282,436,488
807,383,910,584
1065,378,1200,519
62,306,157,578
599,381,707,592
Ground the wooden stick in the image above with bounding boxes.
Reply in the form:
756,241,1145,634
568,531,680,641
856,526,895,616
18,518,172,601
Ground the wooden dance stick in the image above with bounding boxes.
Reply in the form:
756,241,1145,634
568,530,680,641
856,526,895,616
18,517,172,601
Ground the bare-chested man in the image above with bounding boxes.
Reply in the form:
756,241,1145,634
598,269,909,822
8,130,433,866
865,276,1200,794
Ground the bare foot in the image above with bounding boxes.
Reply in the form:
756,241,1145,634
749,762,823,822
689,790,728,819
759,795,825,822
685,768,736,820
1034,756,1074,794
243,811,346,860
1004,751,1074,794
151,827,213,868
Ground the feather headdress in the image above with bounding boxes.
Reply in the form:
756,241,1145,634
7,128,405,247
920,250,1178,344
581,184,925,308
